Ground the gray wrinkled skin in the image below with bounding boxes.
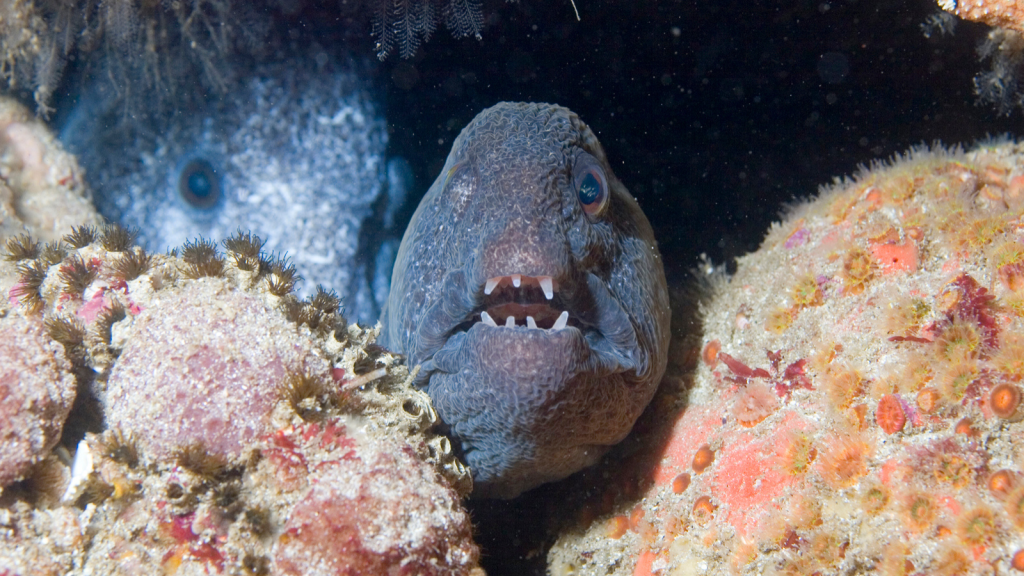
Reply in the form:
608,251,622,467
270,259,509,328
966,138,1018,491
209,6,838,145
380,102,671,498
58,55,406,323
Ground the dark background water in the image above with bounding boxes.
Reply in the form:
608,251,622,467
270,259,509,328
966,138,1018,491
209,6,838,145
374,0,1021,573
382,0,1020,288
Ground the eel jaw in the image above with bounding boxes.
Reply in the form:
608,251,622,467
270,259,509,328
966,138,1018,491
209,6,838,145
475,273,572,331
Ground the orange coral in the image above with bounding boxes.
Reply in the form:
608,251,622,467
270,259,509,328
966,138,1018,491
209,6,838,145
842,248,875,295
823,366,863,410
902,491,938,533
789,274,823,308
1013,549,1024,571
934,318,983,364
937,361,979,402
702,340,721,367
817,434,870,488
860,481,890,515
1005,485,1024,528
672,473,691,494
989,469,1017,497
876,394,906,434
990,383,1022,419
916,387,941,413
732,381,779,427
691,496,716,525
778,429,817,476
957,505,997,545
934,453,972,489
765,307,793,334
692,445,715,473
607,516,629,539
993,335,1024,379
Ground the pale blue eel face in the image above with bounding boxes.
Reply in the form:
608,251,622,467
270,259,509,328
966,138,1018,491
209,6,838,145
380,102,671,498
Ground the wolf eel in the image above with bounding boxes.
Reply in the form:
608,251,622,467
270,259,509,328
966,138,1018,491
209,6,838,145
380,102,670,498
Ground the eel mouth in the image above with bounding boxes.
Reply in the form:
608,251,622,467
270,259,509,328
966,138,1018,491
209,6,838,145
471,274,576,331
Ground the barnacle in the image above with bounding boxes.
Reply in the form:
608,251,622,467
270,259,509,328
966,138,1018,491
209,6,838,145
112,248,151,282
92,301,127,347
224,231,264,273
63,225,97,249
181,238,224,279
58,254,97,295
13,259,49,312
100,223,137,252
98,429,139,468
172,443,230,480
266,257,300,297
3,234,39,262
38,241,68,266
281,371,331,421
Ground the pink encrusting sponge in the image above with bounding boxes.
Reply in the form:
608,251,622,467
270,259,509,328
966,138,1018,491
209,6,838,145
104,279,331,462
0,314,75,487
549,140,1024,575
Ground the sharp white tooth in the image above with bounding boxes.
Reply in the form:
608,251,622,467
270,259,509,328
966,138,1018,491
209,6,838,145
481,311,497,327
539,276,554,300
505,316,516,328
552,311,569,330
484,277,500,295
511,274,522,288
526,316,538,329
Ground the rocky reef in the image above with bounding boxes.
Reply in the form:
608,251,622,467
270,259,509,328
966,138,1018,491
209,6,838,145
548,139,1024,575
0,219,479,574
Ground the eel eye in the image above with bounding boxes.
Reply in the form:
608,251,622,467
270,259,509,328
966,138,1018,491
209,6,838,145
574,154,608,218
179,158,220,209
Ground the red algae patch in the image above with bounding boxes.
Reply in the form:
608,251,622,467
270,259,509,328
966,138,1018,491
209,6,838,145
272,424,478,576
0,314,75,487
104,279,331,462
548,142,1024,576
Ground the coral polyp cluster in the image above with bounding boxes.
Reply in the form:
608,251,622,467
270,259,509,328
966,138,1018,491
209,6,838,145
549,140,1024,575
0,225,479,575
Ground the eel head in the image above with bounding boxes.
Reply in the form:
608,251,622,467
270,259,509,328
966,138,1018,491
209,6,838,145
381,102,670,498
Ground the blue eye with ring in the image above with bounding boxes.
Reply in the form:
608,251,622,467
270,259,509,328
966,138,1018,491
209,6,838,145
573,153,608,218
178,158,221,209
